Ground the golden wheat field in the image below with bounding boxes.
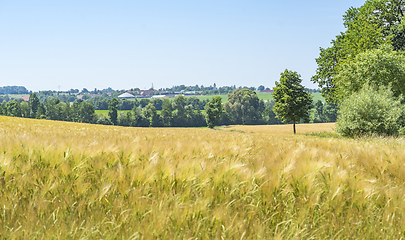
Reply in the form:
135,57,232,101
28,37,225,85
1,116,405,239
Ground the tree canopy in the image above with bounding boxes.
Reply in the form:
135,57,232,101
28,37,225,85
205,96,223,128
312,0,405,102
28,93,39,118
334,44,405,102
273,70,313,134
223,89,263,125
108,98,119,125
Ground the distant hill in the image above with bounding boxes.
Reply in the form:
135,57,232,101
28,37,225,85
0,86,29,95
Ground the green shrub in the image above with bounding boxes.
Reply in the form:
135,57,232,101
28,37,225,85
95,114,112,125
336,85,404,137
399,127,405,136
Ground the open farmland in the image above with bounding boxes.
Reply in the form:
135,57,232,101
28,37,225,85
1,117,405,238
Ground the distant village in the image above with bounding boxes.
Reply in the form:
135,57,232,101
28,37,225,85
76,89,275,101
0,85,320,103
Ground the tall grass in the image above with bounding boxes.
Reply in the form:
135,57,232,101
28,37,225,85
225,122,336,135
0,116,404,238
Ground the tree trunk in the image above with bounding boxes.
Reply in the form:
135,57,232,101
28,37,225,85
293,120,296,134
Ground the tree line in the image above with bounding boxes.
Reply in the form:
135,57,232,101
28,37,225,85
0,86,29,95
0,89,337,128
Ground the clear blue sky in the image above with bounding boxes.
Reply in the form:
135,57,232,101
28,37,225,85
0,0,365,91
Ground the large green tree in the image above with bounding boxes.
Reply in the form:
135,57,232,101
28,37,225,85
117,111,133,127
334,44,405,102
223,89,264,125
205,96,223,128
20,102,30,118
36,102,46,119
171,95,187,127
312,0,405,102
5,100,21,117
273,70,313,134
161,99,172,127
28,93,40,118
44,98,60,120
108,98,119,125
142,102,162,127
78,102,95,123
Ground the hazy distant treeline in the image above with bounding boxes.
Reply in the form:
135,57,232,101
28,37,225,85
0,86,29,95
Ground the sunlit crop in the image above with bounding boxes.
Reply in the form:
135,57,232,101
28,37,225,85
0,116,404,239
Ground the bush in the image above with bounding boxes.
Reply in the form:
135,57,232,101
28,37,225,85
399,127,405,136
336,85,404,137
95,114,111,125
